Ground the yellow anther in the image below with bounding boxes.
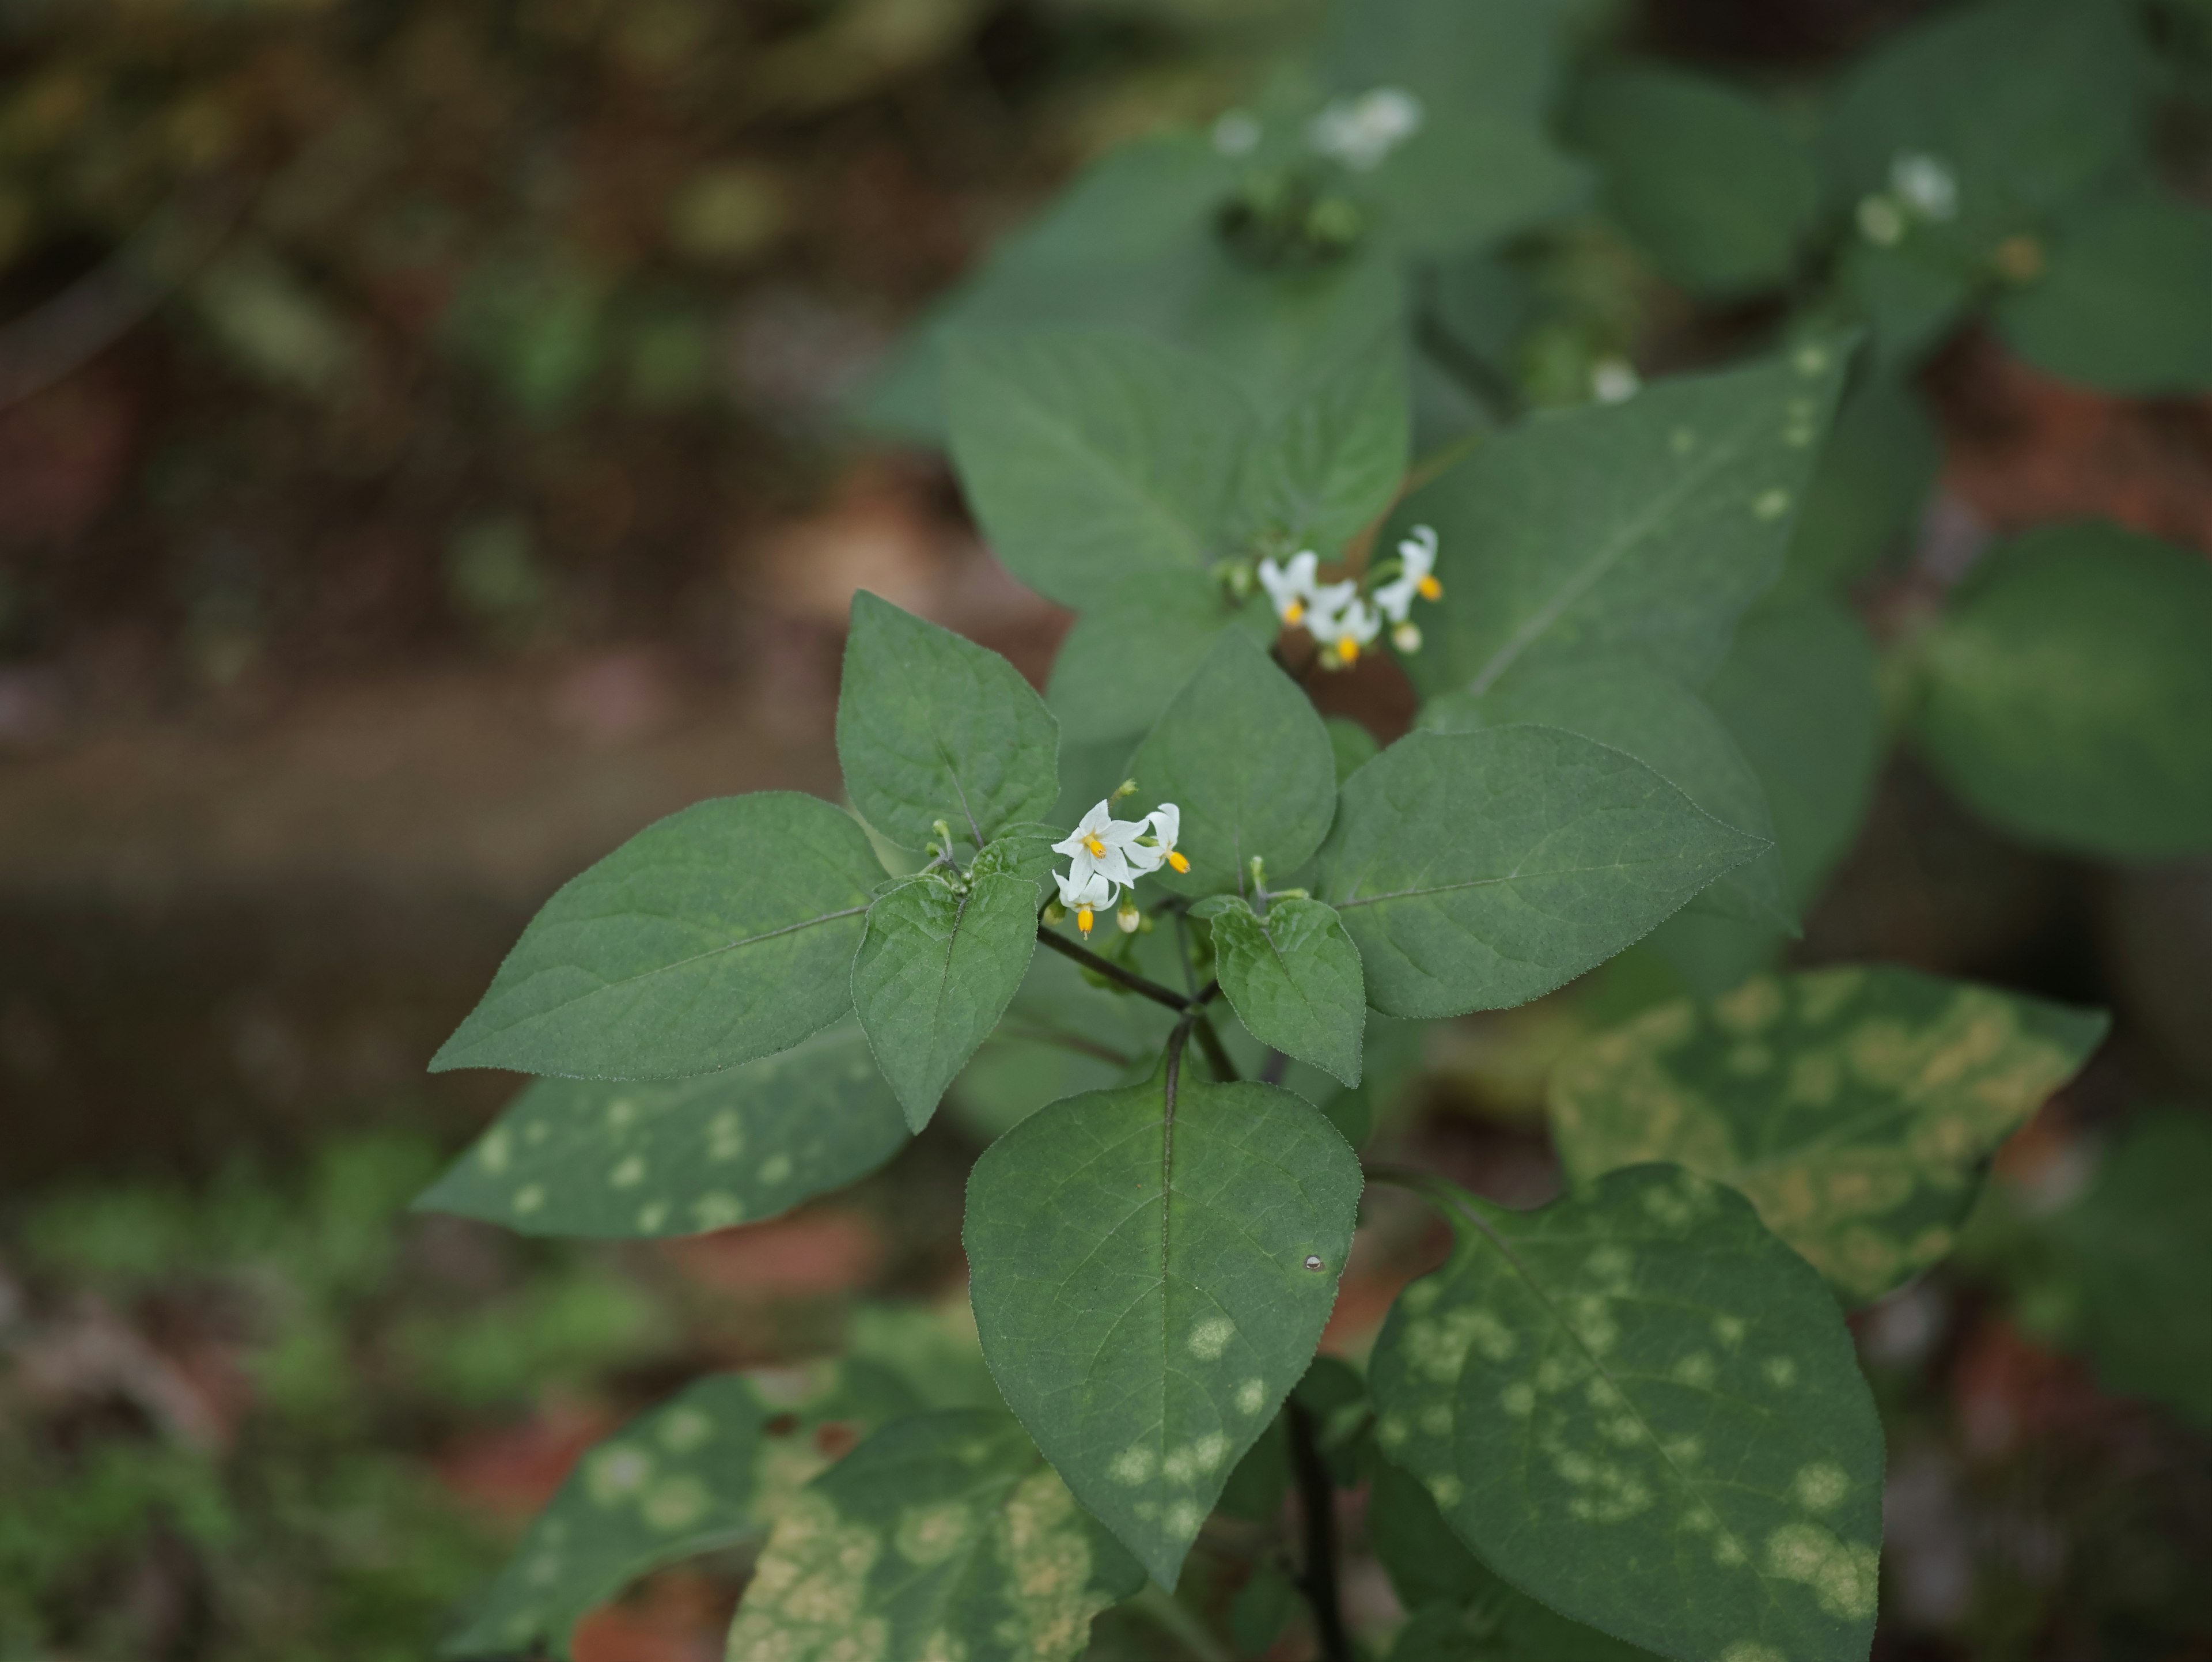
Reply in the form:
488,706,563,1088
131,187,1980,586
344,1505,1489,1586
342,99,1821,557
1167,850,1190,873
1337,635,1361,665
1084,834,1106,857
1077,906,1094,936
1285,599,1305,625
1417,574,1442,601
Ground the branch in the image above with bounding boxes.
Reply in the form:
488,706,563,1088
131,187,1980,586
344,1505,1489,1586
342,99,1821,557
1285,1396,1353,1662
1035,926,1194,1012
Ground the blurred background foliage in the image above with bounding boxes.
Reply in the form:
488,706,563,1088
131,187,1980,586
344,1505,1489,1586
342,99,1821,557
1,1,2210,1659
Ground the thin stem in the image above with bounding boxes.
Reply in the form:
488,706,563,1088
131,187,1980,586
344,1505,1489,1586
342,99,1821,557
1192,1012,1238,1084
1036,925,1194,1012
1285,1397,1353,1662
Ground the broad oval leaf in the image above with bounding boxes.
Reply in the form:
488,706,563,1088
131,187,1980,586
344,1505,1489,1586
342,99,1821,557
1234,328,1410,556
965,1071,1363,1588
1127,629,1338,899
1913,523,2212,860
1369,1165,1885,1662
1046,574,1275,748
444,1362,919,1660
1993,188,2212,396
853,869,1041,1131
430,793,880,1079
417,1023,908,1239
726,1409,1144,1662
1548,967,2109,1303
838,591,1060,852
1318,728,1766,1019
1395,342,1847,701
1423,654,1796,934
1195,896,1366,1087
946,330,1251,610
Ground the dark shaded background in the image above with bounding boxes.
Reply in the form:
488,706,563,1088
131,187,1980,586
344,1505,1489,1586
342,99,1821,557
2,2,2208,1659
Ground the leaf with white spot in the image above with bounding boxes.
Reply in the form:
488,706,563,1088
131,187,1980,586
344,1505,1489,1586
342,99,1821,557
444,1362,921,1660
1194,895,1366,1087
838,591,1061,853
853,865,1043,1131
725,1409,1145,1662
1317,728,1767,1019
1127,629,1339,900
1550,967,2108,1303
964,1066,1363,1588
416,1023,908,1239
1392,343,1847,703
430,793,881,1080
1368,1164,1885,1662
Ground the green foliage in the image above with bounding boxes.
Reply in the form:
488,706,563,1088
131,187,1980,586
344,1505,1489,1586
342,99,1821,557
1369,1166,1885,1662
1993,189,2212,393
837,590,1061,853
725,1410,1145,1662
1318,727,1766,1017
1047,576,1275,748
1912,523,2212,860
1195,896,1366,1085
445,1365,919,1659
1780,377,1941,596
1395,343,1848,700
1565,65,1817,298
1127,630,1339,899
431,792,881,1079
416,1023,910,1239
964,1070,1363,1586
1548,967,2108,1302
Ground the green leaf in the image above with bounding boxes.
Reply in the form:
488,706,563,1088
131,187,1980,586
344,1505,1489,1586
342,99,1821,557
852,867,1042,1131
444,1362,919,1659
965,1069,1364,1587
838,592,1059,851
1194,896,1366,1086
949,948,1174,1142
1396,342,1849,701
1819,0,2149,234
1548,966,2109,1303
416,1023,907,1239
1912,523,2212,860
1993,187,2212,395
430,793,879,1079
1422,654,1795,934
724,1410,1145,1662
1317,728,1767,1019
946,330,1252,610
1780,375,1941,597
1369,1165,1885,1662
1046,575,1274,749
1235,328,1410,556
2043,1113,2212,1429
1324,716,1380,785
1565,64,1816,298
1127,630,1339,899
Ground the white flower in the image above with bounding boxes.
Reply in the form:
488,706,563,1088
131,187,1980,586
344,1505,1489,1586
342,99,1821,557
1052,799,1150,888
1213,109,1262,157
1054,866,1116,937
1308,86,1425,172
1257,550,1321,626
1372,525,1442,624
1143,803,1188,875
1890,152,1958,222
1591,357,1641,405
1312,592,1381,667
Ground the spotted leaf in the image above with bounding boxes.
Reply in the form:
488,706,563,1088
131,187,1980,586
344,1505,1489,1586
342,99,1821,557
416,1022,907,1239
1391,341,1847,702
1550,967,2108,1303
725,1409,1145,1662
1369,1165,1885,1662
964,1070,1363,1588
444,1362,920,1660
430,793,881,1080
1317,728,1766,1019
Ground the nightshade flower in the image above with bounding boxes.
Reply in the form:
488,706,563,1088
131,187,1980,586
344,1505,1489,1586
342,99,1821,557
1890,153,1958,222
1310,590,1381,667
1143,803,1189,875
1054,866,1116,938
1372,525,1441,624
1307,87,1425,172
1052,798,1150,888
1257,551,1321,626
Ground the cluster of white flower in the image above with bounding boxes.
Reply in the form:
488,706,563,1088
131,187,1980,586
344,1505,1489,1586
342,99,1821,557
1049,797,1186,938
1306,86,1424,172
1255,525,1442,668
1857,151,1960,247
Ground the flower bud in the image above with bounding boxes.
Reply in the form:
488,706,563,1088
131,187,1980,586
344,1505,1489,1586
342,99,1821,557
1392,620,1422,654
1116,899,1141,934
